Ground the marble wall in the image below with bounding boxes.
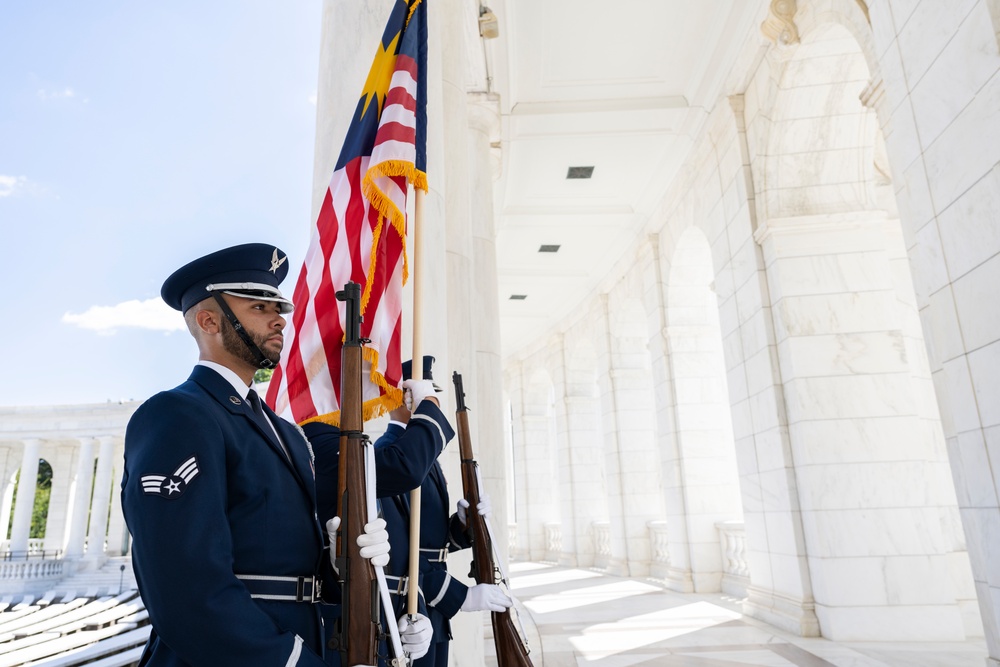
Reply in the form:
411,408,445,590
504,0,998,659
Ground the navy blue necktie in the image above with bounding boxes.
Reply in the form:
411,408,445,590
247,389,266,419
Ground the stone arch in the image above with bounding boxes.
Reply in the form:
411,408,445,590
762,21,881,218
660,225,742,593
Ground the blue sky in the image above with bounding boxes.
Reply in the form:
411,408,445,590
1,1,325,405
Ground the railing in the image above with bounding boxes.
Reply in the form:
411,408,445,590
1,538,63,561
647,520,671,578
716,520,749,596
0,558,66,581
543,523,561,562
591,521,611,568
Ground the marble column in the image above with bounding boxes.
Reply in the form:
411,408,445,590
559,391,607,568
516,395,559,560
43,445,76,553
8,438,42,555
105,440,129,556
0,450,17,541
755,212,968,641
86,436,115,557
65,437,95,559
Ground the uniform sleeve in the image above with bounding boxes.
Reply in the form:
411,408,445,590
121,393,326,667
447,512,473,552
421,568,470,621
373,401,455,498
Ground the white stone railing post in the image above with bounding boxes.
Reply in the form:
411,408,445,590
543,523,562,562
716,520,750,596
591,521,611,569
647,520,671,579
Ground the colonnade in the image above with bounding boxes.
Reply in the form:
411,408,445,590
0,403,139,577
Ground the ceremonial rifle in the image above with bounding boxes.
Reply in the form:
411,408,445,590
453,371,534,667
335,282,380,665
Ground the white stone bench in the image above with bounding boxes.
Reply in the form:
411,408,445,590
19,625,150,667
2,596,116,639
0,599,87,638
73,644,145,667
0,631,59,657
0,623,137,667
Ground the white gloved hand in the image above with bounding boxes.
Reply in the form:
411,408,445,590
356,517,390,568
326,516,341,575
456,493,492,527
402,378,436,410
397,613,433,659
460,583,512,612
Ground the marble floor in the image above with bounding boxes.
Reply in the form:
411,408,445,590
486,562,989,667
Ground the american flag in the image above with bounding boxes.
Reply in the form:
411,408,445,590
267,0,427,425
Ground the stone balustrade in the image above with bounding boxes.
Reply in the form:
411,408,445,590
716,520,749,596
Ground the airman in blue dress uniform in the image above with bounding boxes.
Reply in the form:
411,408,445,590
121,243,392,667
303,372,450,665
379,358,512,667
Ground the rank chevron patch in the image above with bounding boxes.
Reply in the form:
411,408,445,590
140,455,200,499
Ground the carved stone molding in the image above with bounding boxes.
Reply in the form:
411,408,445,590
761,0,800,46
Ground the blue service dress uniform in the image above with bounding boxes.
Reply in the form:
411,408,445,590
121,364,329,667
376,424,473,667
302,399,454,666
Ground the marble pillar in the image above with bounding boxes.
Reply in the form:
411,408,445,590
65,437,95,559
755,211,969,641
105,440,129,556
8,438,41,555
86,436,115,557
43,445,76,553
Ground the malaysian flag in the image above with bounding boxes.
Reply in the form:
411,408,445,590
267,0,427,425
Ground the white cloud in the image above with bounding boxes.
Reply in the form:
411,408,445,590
37,87,76,101
0,175,27,197
309,91,317,106
63,298,185,334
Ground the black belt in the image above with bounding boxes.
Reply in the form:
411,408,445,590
236,574,322,603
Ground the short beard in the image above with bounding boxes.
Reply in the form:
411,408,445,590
221,316,281,369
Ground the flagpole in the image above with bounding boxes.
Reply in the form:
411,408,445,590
407,186,425,618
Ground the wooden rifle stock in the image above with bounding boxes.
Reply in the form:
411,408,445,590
453,372,534,667
335,282,379,666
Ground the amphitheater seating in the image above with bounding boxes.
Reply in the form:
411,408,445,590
0,590,148,667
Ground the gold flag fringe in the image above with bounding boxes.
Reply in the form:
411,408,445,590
298,347,405,429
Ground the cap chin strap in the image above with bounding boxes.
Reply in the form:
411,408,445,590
211,293,275,370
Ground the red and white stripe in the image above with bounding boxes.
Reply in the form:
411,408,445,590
267,53,420,425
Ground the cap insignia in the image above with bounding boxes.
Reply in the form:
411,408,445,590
270,248,287,274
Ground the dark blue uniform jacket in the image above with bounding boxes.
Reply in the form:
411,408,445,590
121,365,328,667
376,425,473,667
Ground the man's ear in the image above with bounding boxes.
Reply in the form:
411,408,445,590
195,307,222,335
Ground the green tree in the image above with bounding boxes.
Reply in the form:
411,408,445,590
31,460,53,539
254,368,274,384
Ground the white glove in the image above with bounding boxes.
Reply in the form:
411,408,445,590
397,613,433,659
357,518,390,567
460,583,512,612
402,378,436,410
326,516,341,575
456,493,492,527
